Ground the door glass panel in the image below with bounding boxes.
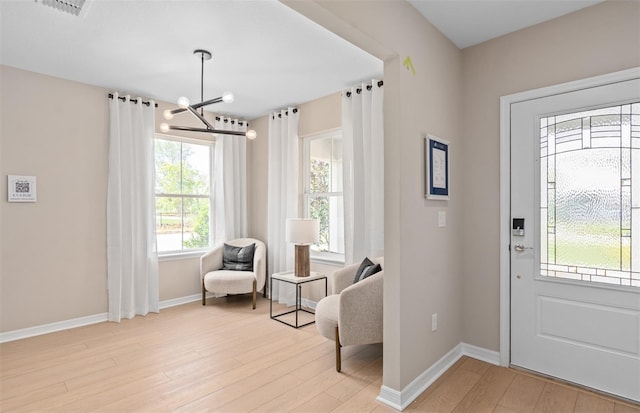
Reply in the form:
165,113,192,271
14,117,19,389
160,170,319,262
540,103,640,287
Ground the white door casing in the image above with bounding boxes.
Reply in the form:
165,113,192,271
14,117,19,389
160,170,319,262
503,70,640,401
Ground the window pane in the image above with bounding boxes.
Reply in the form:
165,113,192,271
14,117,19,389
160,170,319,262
183,198,210,249
181,142,210,196
309,135,342,193
155,137,212,253
309,195,344,254
155,139,182,194
156,197,182,252
554,148,620,269
540,102,639,286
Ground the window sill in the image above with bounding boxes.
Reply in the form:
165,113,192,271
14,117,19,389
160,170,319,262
158,250,205,262
311,253,345,266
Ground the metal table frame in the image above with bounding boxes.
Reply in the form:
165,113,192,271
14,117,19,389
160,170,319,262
269,272,327,329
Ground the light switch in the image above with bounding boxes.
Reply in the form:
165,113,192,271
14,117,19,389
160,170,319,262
438,211,446,227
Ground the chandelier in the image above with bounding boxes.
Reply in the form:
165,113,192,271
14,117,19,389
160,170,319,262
160,49,257,140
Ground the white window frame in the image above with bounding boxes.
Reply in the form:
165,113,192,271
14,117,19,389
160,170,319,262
154,133,214,259
303,129,345,264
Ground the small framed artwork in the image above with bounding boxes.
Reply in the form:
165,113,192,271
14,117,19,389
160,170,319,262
8,175,37,202
425,135,450,200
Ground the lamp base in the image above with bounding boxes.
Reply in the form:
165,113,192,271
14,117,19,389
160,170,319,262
294,244,310,277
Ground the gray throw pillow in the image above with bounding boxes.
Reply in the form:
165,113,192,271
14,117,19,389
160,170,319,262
355,263,382,283
353,257,375,284
222,243,255,271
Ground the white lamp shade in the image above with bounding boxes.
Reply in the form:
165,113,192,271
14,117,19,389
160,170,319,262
286,218,319,244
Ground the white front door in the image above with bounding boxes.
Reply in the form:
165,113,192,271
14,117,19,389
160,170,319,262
510,77,640,401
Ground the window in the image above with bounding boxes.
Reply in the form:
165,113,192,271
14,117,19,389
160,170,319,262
303,130,344,261
539,103,640,287
155,136,213,255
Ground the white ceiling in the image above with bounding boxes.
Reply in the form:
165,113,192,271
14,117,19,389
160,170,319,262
0,0,606,120
0,0,383,120
408,0,606,49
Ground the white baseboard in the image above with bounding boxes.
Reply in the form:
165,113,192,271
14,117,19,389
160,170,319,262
377,386,404,411
0,293,207,343
376,342,501,411
159,294,201,309
0,312,109,343
461,342,501,365
301,298,318,310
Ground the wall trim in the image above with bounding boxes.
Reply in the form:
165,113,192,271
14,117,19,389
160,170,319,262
0,293,206,343
159,293,201,309
376,342,500,411
0,312,109,343
301,298,318,310
460,342,501,365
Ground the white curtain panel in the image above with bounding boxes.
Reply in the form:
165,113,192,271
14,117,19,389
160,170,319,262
267,108,299,304
107,93,159,322
342,80,384,264
213,116,248,244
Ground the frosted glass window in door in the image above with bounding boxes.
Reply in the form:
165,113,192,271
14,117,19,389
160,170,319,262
540,103,639,287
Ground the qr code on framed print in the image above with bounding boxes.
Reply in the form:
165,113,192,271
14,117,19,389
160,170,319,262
8,175,37,202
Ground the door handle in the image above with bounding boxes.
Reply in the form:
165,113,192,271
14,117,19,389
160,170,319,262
514,244,533,252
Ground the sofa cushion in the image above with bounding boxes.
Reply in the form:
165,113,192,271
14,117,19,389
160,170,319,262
203,270,255,294
353,257,374,283
222,243,255,271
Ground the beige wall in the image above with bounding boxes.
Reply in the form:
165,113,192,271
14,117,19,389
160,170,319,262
248,91,342,243
247,91,344,301
460,0,640,351
1,66,110,331
0,66,237,332
0,66,346,332
4,0,637,398
289,0,640,392
285,0,465,390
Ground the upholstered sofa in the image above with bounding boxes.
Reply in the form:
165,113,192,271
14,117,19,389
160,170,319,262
315,257,383,372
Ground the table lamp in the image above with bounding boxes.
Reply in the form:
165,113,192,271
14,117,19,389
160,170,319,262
286,218,319,277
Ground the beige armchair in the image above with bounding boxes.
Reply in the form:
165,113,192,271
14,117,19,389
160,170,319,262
200,238,266,309
315,257,383,372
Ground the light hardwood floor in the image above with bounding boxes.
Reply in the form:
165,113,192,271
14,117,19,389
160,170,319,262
1,296,639,412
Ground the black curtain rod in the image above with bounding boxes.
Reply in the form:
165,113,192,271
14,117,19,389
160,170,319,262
271,107,299,120
214,117,247,127
108,93,158,108
345,80,384,98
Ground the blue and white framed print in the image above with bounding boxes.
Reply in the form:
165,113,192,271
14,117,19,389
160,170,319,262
425,135,450,200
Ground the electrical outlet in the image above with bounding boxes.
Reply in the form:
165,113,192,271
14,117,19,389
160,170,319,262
432,313,438,332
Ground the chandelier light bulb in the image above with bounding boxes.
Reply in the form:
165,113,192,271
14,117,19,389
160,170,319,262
246,129,257,140
163,109,174,120
177,96,190,109
222,91,234,103
159,123,170,133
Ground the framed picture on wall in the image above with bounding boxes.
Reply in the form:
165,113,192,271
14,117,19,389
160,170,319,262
425,135,449,200
8,175,37,202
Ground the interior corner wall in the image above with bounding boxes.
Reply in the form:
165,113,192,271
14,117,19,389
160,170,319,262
460,0,640,351
0,66,223,333
247,92,341,250
284,0,464,391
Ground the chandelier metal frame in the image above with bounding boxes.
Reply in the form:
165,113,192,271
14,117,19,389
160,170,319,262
160,49,256,139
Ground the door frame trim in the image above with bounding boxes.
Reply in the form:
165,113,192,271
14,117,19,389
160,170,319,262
498,67,640,367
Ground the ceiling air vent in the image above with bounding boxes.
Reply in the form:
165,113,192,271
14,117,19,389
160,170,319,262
40,0,86,16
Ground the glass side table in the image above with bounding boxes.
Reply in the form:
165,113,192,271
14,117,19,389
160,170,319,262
270,271,327,329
